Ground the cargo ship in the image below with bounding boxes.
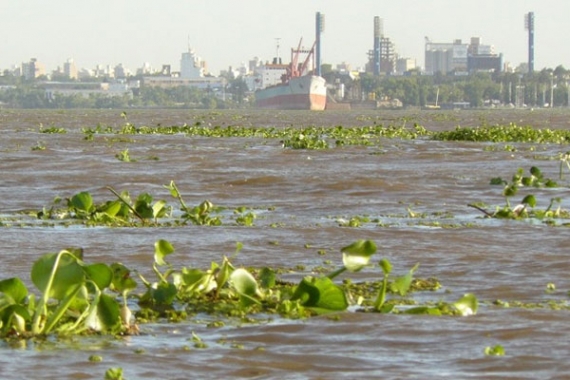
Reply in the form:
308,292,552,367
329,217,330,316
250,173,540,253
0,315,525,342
255,39,327,111
255,75,327,110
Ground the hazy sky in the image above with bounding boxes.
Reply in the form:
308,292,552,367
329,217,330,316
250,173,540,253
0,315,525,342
1,0,567,75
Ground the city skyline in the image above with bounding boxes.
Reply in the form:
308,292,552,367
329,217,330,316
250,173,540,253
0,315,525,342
1,0,568,76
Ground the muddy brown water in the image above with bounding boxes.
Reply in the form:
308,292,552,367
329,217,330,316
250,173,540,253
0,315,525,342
1,108,570,379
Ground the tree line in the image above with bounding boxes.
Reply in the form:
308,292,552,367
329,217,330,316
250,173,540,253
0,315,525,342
0,74,249,109
326,65,570,108
1,66,569,109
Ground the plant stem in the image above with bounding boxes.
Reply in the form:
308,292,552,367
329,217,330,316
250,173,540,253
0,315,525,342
374,275,388,311
326,267,347,280
42,284,82,334
467,203,494,217
106,186,145,222
32,250,66,334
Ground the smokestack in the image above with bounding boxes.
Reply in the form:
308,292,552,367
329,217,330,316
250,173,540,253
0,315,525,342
374,17,382,76
525,12,535,73
316,12,324,76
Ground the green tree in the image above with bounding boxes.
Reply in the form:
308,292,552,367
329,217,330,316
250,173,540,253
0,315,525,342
359,73,381,96
228,78,249,104
320,63,333,75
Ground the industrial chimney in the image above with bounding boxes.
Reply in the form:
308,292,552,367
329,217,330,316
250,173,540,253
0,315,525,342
315,12,325,76
374,17,383,76
525,12,535,73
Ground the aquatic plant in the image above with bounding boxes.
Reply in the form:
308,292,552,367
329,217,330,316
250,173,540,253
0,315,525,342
0,248,128,338
470,165,569,221
39,125,67,134
131,238,478,318
281,131,329,149
34,182,226,227
31,142,46,151
0,238,481,340
80,117,570,148
431,124,570,144
36,187,171,226
559,151,570,179
484,345,505,356
164,181,221,225
80,118,431,150
104,367,124,380
115,148,132,162
234,207,256,226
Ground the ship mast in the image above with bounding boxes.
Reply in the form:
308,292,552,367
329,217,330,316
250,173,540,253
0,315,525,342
298,41,317,76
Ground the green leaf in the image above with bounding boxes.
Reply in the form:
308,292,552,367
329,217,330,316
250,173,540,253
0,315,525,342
164,180,180,198
84,263,113,291
177,268,216,295
314,277,349,311
291,276,348,311
379,258,392,275
178,268,206,288
215,257,234,291
484,344,505,356
390,263,419,296
341,239,377,256
154,239,175,266
0,278,28,305
521,195,536,208
86,293,121,332
151,282,178,305
529,166,541,177
70,192,93,213
135,194,154,219
291,277,321,305
521,177,532,186
31,251,85,300
230,268,261,306
104,367,124,380
454,293,478,316
110,263,137,294
259,267,276,289
341,240,377,272
503,184,518,197
489,177,505,185
100,200,122,217
403,306,442,315
152,200,168,218
374,277,388,311
0,304,31,334
376,303,395,314
137,193,153,205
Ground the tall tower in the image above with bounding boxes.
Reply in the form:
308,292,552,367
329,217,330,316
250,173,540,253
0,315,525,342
373,17,382,76
315,12,325,76
525,12,535,73
180,48,204,78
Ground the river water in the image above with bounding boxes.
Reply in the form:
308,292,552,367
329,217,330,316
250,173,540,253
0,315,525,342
1,108,570,379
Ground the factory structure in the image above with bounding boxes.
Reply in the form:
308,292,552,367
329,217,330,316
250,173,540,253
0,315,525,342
424,36,503,74
362,15,509,76
365,17,417,76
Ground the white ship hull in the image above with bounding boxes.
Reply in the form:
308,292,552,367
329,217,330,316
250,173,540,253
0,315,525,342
255,75,327,110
